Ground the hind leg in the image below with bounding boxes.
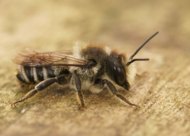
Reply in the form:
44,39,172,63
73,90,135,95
11,75,68,106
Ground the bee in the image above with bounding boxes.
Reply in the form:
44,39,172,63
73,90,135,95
11,32,158,109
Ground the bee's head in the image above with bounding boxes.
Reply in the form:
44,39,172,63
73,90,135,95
106,52,144,90
106,32,159,90
106,52,130,89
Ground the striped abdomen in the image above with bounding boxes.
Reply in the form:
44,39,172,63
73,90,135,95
16,65,69,85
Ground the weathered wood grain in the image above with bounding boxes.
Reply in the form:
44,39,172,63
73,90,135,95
0,1,190,136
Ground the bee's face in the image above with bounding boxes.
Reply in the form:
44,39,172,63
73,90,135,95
106,52,130,90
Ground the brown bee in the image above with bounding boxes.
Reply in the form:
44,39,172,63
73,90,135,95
11,32,158,109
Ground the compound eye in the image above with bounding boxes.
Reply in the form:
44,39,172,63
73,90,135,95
88,59,97,67
113,64,126,85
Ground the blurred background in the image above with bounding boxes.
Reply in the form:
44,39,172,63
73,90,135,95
0,0,190,136
0,0,190,53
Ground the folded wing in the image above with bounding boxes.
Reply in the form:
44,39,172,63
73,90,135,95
13,48,87,67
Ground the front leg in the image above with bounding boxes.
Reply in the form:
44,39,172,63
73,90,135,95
96,79,140,108
74,73,86,110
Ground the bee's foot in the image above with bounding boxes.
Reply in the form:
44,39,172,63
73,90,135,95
133,104,140,108
11,103,16,107
79,105,87,110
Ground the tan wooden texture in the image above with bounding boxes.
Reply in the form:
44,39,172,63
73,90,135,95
0,1,190,136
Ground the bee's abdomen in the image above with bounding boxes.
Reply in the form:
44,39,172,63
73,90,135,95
36,67,44,81
16,65,56,85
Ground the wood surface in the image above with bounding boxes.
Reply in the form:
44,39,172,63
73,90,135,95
0,1,190,136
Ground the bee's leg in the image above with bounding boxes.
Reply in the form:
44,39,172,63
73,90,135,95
11,75,67,106
74,74,86,110
100,79,140,108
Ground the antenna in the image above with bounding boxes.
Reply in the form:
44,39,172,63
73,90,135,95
129,31,159,60
127,58,149,66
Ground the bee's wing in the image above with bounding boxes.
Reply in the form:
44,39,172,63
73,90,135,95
13,48,87,67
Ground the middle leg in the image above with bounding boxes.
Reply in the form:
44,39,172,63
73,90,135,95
74,73,86,110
